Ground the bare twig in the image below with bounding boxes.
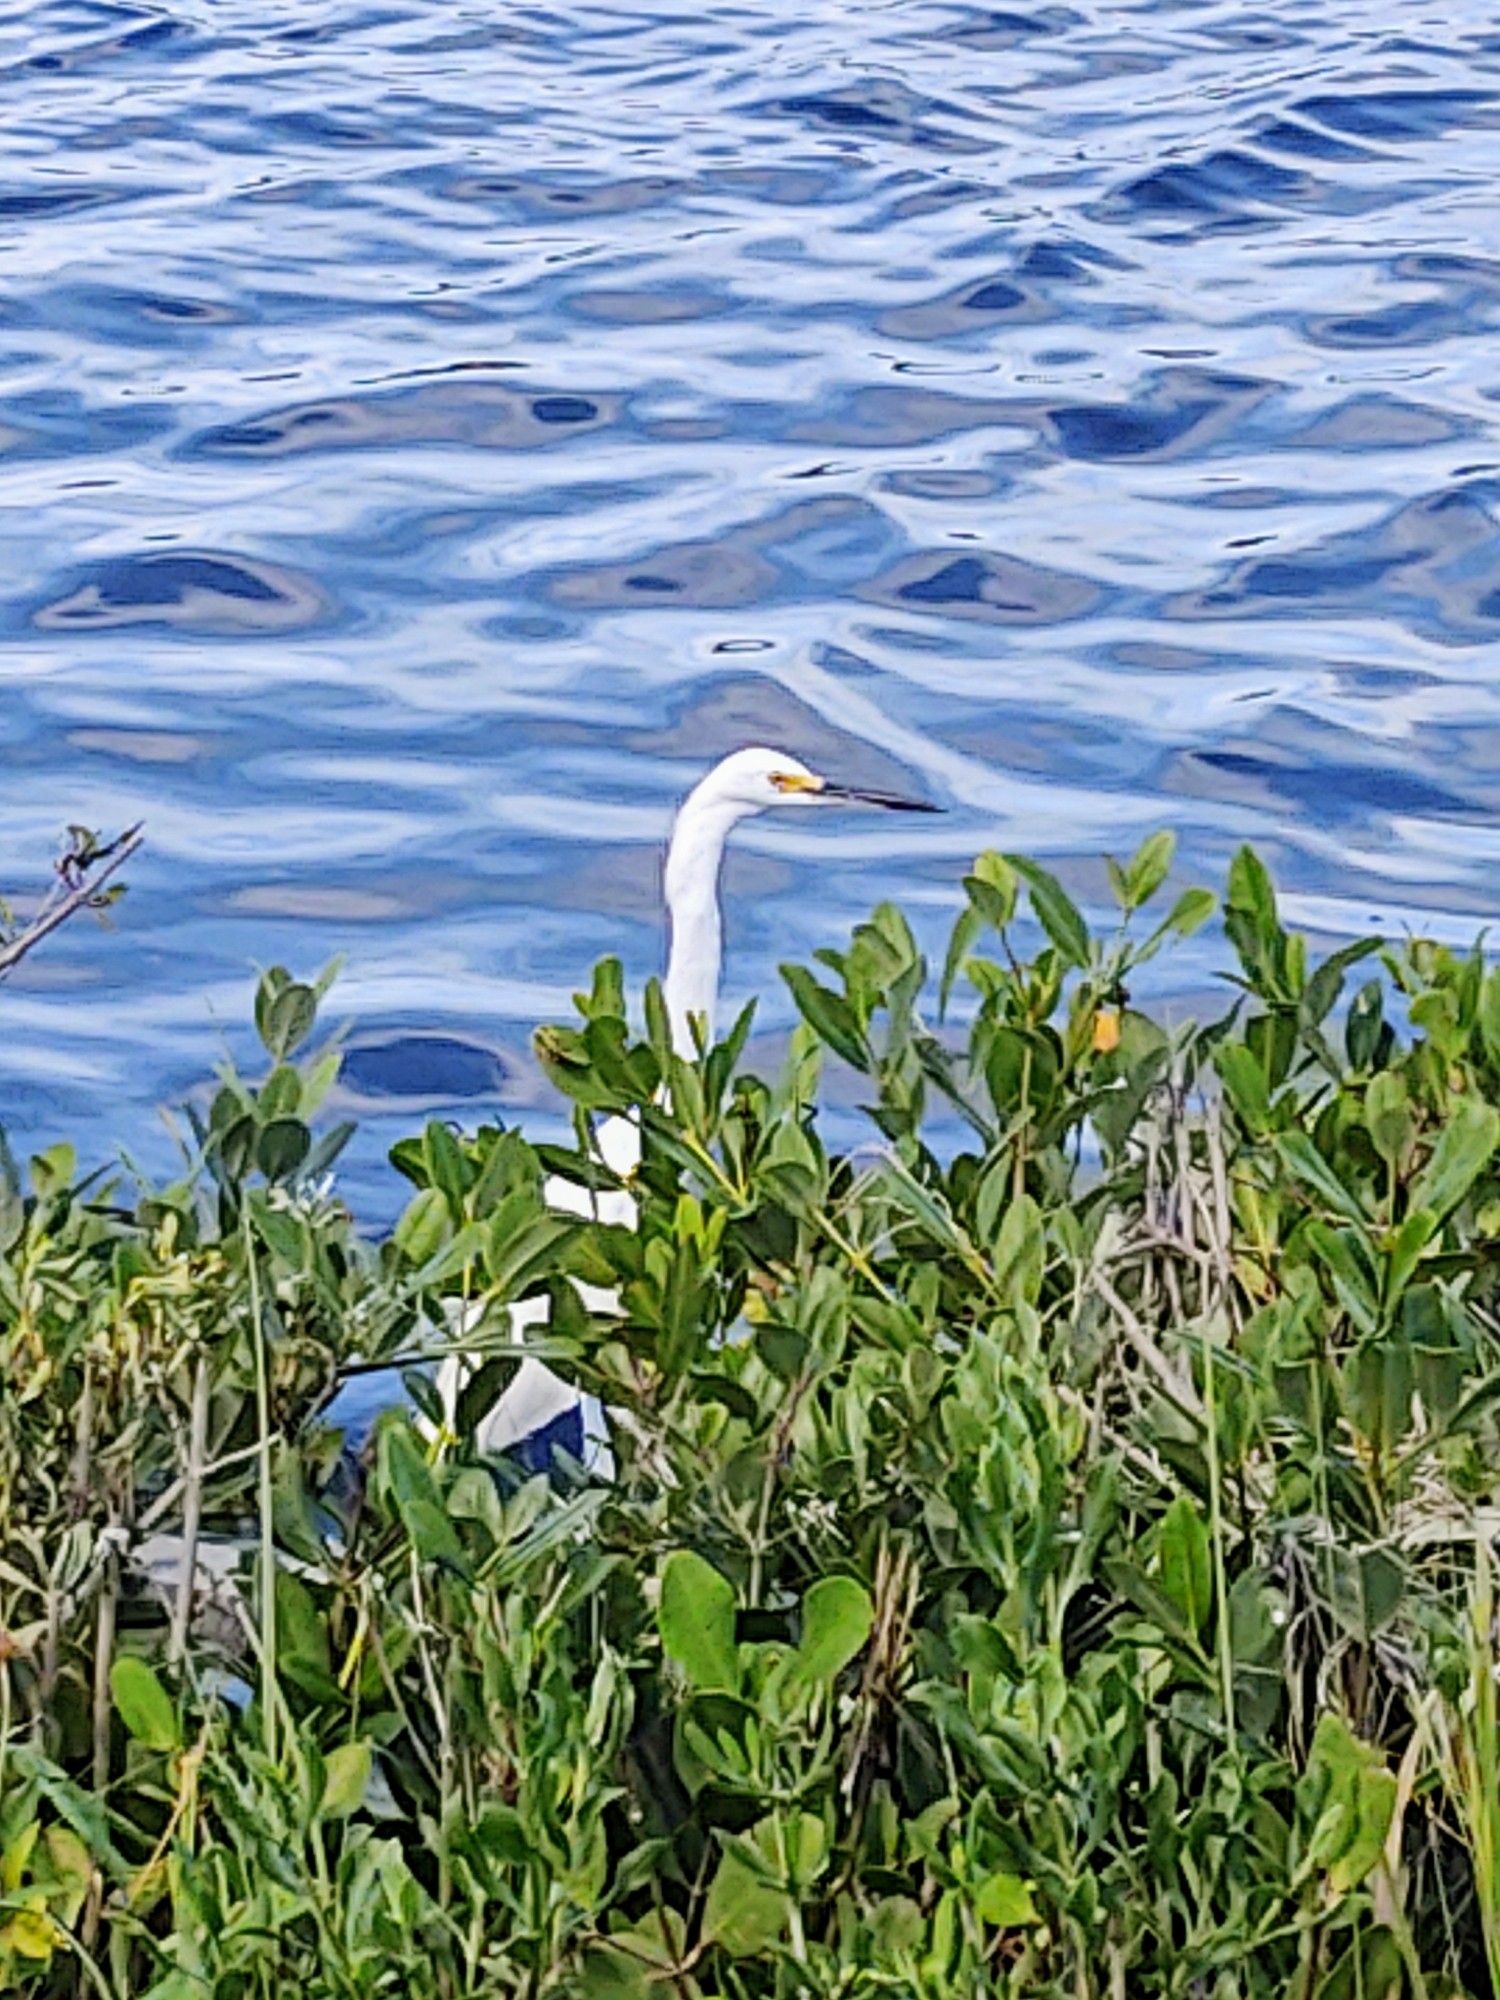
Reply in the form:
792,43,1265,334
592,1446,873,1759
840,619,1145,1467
82,1526,119,1952
1089,1264,1204,1422
169,1356,212,1669
0,822,144,982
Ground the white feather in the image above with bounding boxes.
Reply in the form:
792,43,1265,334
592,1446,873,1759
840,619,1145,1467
435,746,925,1461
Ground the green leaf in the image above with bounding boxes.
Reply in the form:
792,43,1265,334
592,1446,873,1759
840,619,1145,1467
1305,1221,1380,1337
423,1120,470,1217
1384,1206,1436,1307
274,1569,337,1701
1141,885,1216,958
1166,884,1216,934
248,1188,307,1270
299,1047,342,1115
970,850,1018,923
784,1810,827,1890
1104,1558,1198,1650
110,1656,179,1753
1315,1929,1404,2000
484,1207,575,1301
793,1575,874,1688
254,966,290,1053
701,1831,786,1957
6,1746,119,1871
939,904,983,1019
265,981,317,1060
1302,1713,1397,1891
1005,856,1090,968
319,1741,371,1819
963,874,1015,936
255,1117,310,1183
1122,830,1174,910
1345,979,1386,1071
455,1354,519,1438
258,1065,302,1119
974,1871,1039,1927
28,1143,76,1199
1347,1340,1414,1459
1275,1130,1369,1226
403,1498,468,1571
658,1550,738,1692
378,1420,440,1515
779,965,871,1072
577,1914,688,2000
1215,1042,1270,1135
1481,965,1500,1072
1364,1072,1412,1170
303,1119,356,1180
1303,938,1381,1028
394,1186,452,1266
1411,1097,1498,1224
1157,1494,1212,1636
1226,845,1278,937
755,1321,807,1382
1224,846,1289,996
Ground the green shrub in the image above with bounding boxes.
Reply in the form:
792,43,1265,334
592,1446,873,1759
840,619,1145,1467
3,836,1500,1998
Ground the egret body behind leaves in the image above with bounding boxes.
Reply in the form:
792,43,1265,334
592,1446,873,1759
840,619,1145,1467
440,745,938,1461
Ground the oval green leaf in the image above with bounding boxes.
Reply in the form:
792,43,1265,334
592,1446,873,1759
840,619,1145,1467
320,1741,371,1819
1157,1493,1212,1636
794,1574,874,1688
110,1655,179,1753
658,1550,738,1693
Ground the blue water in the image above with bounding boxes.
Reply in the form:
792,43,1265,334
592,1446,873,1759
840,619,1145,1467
5,0,1500,1212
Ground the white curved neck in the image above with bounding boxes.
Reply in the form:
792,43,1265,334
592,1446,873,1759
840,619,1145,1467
661,788,745,1055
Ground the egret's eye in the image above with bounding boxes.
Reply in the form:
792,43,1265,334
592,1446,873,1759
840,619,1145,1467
770,771,825,795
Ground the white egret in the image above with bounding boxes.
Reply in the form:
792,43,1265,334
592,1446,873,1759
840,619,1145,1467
437,746,938,1466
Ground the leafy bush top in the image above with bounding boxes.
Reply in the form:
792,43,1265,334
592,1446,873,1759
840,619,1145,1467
4,837,1500,2000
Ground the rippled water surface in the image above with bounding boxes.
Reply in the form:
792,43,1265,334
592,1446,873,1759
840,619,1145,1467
6,0,1500,1202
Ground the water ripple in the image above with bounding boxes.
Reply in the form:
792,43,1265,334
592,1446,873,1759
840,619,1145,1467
3,0,1500,1206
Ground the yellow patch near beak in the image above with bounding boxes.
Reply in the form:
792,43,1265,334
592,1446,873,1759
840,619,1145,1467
770,771,826,795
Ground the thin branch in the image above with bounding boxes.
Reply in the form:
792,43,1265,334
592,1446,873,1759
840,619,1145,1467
0,822,144,982
169,1356,212,1669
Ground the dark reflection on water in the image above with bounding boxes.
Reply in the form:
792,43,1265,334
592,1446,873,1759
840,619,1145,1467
32,552,333,634
4,0,1500,1208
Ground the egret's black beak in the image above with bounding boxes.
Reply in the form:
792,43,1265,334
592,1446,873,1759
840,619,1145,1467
821,782,941,813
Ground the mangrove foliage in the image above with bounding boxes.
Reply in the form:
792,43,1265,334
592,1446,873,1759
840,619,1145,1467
4,838,1500,1997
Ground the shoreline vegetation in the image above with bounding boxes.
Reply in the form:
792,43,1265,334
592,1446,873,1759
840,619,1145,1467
4,834,1500,1997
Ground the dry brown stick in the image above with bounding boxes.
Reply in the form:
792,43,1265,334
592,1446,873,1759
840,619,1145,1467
1090,1265,1204,1420
0,822,144,981
81,1529,120,1953
90,1533,118,1798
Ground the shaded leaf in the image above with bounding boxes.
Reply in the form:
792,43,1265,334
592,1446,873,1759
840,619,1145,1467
701,1833,786,1957
1276,1130,1369,1226
1157,1494,1212,1636
1005,855,1090,968
1411,1098,1498,1224
780,965,871,1072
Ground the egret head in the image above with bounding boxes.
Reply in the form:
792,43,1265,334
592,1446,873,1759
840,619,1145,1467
693,745,939,817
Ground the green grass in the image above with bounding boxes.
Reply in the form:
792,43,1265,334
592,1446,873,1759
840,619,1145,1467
3,834,1500,1998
